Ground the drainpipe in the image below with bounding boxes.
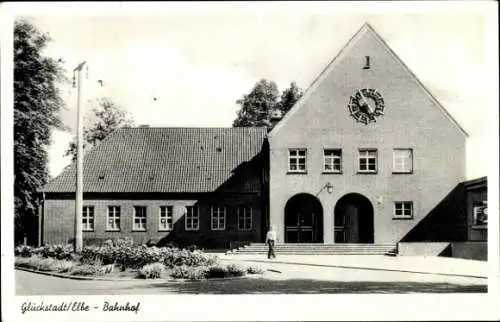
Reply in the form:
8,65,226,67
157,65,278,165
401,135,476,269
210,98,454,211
38,192,45,247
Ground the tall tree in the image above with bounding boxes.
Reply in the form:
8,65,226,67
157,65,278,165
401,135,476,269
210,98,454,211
232,79,280,128
64,98,134,161
233,79,303,129
14,20,67,245
278,81,303,114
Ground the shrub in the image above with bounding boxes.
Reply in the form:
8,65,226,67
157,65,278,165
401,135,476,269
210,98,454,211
70,264,106,276
226,264,246,277
103,239,114,247
15,256,34,268
51,260,76,273
32,257,58,271
170,265,192,279
137,263,164,279
15,245,34,257
205,264,228,278
16,256,77,273
40,244,74,260
186,267,208,280
17,256,56,271
78,243,218,270
114,237,134,248
246,265,264,275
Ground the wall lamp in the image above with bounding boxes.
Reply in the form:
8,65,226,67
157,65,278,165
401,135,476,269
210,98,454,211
325,182,334,194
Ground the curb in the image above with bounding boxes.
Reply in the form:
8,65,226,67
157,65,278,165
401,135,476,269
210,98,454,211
15,267,139,281
220,258,487,279
15,266,266,282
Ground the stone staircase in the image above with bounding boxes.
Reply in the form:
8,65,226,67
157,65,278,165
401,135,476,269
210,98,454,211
228,243,398,256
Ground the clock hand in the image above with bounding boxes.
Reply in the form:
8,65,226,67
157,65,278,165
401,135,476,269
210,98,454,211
358,90,373,113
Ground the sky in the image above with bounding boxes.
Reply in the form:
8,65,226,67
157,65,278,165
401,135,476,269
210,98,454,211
16,3,496,179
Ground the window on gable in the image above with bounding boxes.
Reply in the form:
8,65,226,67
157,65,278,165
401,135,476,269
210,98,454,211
238,207,252,230
393,201,413,219
185,206,199,231
106,206,121,231
159,206,173,231
393,149,413,173
82,206,94,231
324,149,342,173
288,149,307,173
133,206,147,231
359,149,377,173
211,206,226,231
473,201,487,226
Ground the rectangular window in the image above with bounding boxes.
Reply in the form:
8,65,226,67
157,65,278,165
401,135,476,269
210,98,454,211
133,206,147,231
82,206,94,231
106,206,121,231
393,201,413,219
393,149,413,173
473,201,487,226
185,206,199,231
359,149,377,173
238,207,252,230
288,149,307,173
211,206,226,231
159,206,173,231
323,149,342,173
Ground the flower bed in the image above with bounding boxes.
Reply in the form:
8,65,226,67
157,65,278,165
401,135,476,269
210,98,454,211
15,239,263,280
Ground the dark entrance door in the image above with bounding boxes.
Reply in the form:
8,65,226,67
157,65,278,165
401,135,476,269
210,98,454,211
284,193,323,243
334,193,374,243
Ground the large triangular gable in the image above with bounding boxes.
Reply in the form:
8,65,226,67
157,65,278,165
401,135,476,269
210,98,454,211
268,22,468,138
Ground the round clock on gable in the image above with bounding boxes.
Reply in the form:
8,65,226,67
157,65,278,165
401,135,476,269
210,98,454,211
347,88,385,124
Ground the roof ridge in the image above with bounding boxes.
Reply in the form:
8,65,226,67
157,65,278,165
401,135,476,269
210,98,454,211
119,126,268,130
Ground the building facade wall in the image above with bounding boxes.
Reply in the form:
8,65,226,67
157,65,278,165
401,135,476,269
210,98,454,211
42,193,262,248
268,29,466,244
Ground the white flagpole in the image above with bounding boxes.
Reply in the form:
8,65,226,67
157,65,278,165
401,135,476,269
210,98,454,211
73,61,86,253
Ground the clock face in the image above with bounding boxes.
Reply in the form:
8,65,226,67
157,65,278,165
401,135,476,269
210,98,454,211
348,88,385,124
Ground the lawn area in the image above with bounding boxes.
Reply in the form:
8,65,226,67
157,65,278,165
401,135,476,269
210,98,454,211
15,269,487,295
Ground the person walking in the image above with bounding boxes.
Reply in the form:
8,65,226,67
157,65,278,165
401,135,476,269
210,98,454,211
265,225,277,259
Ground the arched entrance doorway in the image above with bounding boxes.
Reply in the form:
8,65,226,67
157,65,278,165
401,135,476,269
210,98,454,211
334,193,374,243
284,193,323,243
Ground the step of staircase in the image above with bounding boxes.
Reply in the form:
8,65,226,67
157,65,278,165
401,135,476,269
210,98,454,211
229,243,398,256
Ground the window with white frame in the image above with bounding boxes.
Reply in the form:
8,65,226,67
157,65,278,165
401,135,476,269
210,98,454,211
211,206,226,231
82,206,94,231
238,207,252,230
359,149,377,172
133,206,147,231
159,206,173,231
185,206,199,231
106,206,121,231
288,149,307,172
393,201,413,219
393,149,413,173
473,201,487,226
324,149,342,173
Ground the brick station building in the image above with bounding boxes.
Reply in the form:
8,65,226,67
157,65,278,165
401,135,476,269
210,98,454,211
39,23,487,257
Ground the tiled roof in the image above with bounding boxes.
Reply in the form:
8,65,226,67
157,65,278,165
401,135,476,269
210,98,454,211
41,127,267,193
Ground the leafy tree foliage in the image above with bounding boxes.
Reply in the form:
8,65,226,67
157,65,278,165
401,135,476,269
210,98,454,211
64,98,134,161
14,20,66,244
232,79,280,128
233,79,303,129
278,81,303,114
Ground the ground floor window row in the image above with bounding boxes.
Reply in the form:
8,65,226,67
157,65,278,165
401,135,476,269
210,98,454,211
288,148,413,174
81,205,254,232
